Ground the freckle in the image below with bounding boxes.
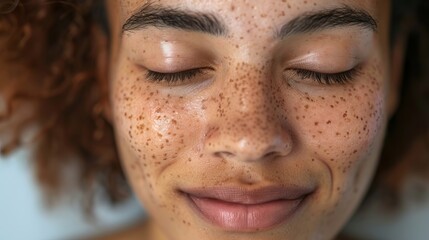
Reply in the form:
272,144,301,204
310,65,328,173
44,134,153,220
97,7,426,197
314,121,319,126
326,120,331,124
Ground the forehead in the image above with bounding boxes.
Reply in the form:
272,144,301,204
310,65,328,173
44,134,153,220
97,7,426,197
116,0,386,18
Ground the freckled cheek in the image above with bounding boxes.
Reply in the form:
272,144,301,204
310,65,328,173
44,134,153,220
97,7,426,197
113,96,196,169
346,103,382,145
291,85,386,168
326,92,386,175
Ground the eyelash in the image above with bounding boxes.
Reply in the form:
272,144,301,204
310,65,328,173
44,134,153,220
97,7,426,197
145,67,359,85
146,68,204,84
293,68,359,85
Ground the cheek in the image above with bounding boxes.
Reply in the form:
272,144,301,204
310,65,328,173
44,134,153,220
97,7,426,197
110,73,205,180
282,65,387,234
291,73,386,181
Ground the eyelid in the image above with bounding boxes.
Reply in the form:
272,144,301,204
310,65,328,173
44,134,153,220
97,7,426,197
145,67,212,85
286,67,360,85
286,58,357,75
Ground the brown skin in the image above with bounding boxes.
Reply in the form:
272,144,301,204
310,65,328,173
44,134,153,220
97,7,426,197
102,0,398,239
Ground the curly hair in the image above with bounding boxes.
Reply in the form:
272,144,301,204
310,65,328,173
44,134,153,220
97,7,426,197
0,0,127,212
0,0,428,213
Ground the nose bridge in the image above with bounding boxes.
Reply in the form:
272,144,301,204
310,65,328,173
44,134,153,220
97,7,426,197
225,62,277,135
204,62,292,162
223,62,273,114
232,63,271,113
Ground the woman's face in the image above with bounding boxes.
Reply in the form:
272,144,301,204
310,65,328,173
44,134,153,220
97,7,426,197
107,0,393,239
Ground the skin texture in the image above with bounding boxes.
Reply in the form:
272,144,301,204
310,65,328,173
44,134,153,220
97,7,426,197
106,0,395,239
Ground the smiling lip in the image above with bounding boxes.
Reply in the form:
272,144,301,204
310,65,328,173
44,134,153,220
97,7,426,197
182,186,313,231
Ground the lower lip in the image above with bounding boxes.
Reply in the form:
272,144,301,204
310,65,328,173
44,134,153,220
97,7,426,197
187,195,305,231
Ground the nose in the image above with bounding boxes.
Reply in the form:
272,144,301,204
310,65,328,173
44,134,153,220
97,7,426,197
204,64,293,163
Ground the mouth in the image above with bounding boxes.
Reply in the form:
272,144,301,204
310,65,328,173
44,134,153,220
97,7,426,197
181,186,313,232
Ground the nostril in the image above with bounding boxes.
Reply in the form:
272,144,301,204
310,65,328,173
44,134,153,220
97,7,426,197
263,151,277,159
214,149,284,163
214,151,234,159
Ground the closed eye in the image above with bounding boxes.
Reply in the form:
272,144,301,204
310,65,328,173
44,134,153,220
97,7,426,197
145,67,359,86
145,68,205,84
293,68,360,85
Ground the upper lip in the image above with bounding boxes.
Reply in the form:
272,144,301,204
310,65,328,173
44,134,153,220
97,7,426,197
181,185,314,204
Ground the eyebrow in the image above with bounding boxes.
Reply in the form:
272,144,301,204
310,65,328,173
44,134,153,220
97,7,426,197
122,3,227,36
278,7,378,38
122,4,377,38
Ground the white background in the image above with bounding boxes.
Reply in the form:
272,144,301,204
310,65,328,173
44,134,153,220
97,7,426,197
0,150,144,240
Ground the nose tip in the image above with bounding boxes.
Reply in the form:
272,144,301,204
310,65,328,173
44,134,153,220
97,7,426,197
206,126,293,163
